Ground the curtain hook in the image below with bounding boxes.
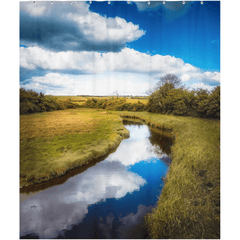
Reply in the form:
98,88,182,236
89,0,92,4
127,0,130,4
163,1,165,4
201,1,204,4
33,1,36,3
182,1,185,4
148,1,150,5
70,1,73,4
51,1,54,4
108,1,110,4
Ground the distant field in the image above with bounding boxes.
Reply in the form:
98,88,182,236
54,96,149,106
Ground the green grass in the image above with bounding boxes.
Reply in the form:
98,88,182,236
116,111,220,239
20,108,220,238
20,109,129,187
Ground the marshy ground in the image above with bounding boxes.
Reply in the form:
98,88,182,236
20,108,220,239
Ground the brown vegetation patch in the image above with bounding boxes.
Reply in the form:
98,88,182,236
20,110,101,140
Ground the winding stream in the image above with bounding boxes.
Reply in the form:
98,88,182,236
20,119,173,239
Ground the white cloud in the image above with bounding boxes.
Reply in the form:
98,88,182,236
189,82,215,92
107,124,165,166
20,1,50,16
20,46,199,75
20,160,146,238
21,46,220,94
69,12,145,44
21,72,152,96
20,1,145,52
180,71,220,84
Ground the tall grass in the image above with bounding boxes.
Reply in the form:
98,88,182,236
117,111,220,239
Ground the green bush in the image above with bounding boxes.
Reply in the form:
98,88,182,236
147,84,220,119
83,97,146,112
20,88,79,115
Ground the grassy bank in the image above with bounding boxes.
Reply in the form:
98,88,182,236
20,109,129,187
116,111,220,239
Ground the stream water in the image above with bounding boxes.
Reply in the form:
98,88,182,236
20,119,173,239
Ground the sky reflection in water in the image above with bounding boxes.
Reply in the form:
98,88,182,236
20,122,171,239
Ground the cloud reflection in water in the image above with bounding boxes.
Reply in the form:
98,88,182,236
20,123,171,239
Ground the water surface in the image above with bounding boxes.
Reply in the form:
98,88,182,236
20,119,173,239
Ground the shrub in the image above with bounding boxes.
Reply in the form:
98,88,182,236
20,88,79,115
147,83,220,119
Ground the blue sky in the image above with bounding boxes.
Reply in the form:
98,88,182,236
20,1,220,95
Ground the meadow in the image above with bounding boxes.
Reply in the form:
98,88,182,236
20,89,220,238
20,109,129,187
54,95,149,106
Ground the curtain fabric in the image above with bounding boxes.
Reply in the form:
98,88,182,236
20,1,220,239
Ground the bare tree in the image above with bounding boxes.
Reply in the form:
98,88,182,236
157,74,182,88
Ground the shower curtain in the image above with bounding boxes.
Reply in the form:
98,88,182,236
20,1,220,239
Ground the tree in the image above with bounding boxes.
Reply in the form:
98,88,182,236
157,74,182,89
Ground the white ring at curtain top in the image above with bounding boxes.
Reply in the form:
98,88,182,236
28,1,206,6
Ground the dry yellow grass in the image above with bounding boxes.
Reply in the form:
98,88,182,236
20,109,101,139
54,96,149,106
20,109,129,187
125,98,148,105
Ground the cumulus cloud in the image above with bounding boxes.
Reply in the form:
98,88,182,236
20,46,199,75
20,46,220,94
65,161,146,203
181,71,220,85
20,72,152,96
20,1,145,52
20,160,146,238
189,82,216,92
107,124,166,166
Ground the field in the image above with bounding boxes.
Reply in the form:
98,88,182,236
54,95,149,106
20,109,129,187
20,107,220,238
117,111,220,239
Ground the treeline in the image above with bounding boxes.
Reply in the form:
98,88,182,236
20,88,79,115
147,74,220,119
84,97,146,112
20,73,220,119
